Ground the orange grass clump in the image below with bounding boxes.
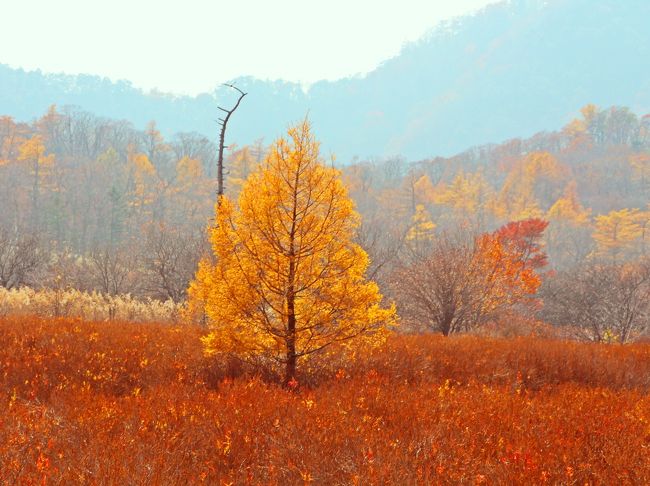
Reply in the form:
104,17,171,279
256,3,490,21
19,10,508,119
1,315,649,484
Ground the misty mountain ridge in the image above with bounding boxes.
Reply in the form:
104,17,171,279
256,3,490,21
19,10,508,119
1,0,648,161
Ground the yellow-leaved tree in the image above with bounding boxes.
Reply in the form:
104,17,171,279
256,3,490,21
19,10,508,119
18,135,55,230
188,120,396,385
406,204,436,248
592,208,643,263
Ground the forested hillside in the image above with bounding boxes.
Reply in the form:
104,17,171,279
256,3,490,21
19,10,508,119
2,0,649,160
1,103,648,341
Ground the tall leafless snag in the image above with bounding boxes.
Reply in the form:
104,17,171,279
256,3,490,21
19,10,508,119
217,84,247,200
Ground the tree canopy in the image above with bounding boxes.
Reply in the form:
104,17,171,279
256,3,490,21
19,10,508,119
189,120,396,384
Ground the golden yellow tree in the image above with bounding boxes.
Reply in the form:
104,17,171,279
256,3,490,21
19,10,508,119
406,204,436,247
412,173,436,203
546,182,590,225
18,135,55,229
545,181,592,265
592,208,643,263
126,146,157,211
189,121,395,385
496,152,565,221
0,116,26,164
433,170,495,229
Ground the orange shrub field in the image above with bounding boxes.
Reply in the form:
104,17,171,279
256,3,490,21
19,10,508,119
1,316,649,485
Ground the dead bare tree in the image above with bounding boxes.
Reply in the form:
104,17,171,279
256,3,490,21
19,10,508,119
217,84,247,199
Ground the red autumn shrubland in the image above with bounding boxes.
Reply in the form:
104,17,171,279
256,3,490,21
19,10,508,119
1,315,648,485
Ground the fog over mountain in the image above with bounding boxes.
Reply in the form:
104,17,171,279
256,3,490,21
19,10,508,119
1,0,648,161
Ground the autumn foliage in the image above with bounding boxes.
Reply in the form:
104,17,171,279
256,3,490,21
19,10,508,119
189,121,395,384
391,218,548,335
0,102,648,483
1,315,649,484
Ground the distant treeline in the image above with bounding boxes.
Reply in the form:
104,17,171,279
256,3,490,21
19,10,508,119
0,104,649,340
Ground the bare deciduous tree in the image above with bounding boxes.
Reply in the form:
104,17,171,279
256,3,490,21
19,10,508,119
389,234,482,335
87,245,140,296
141,225,206,302
540,260,650,342
390,222,546,336
355,217,405,285
0,229,45,289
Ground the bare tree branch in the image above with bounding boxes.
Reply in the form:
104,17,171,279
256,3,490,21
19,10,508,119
217,84,247,200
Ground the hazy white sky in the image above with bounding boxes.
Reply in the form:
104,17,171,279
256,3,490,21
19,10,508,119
1,0,494,95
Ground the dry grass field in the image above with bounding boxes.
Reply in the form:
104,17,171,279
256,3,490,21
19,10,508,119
1,316,649,485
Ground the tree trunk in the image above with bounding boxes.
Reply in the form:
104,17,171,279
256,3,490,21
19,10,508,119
217,125,226,198
285,341,297,386
32,159,40,231
285,289,297,387
440,309,453,336
284,168,300,387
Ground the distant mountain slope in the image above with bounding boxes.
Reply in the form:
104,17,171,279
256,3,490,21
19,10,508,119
1,0,649,161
